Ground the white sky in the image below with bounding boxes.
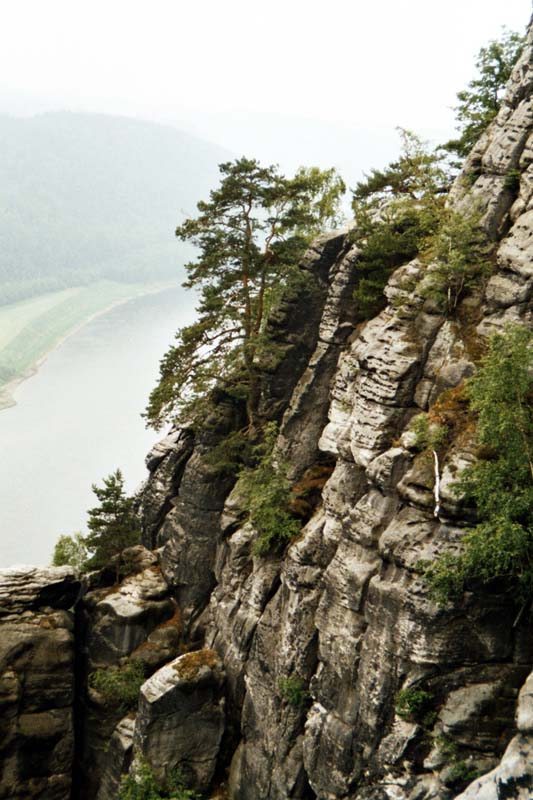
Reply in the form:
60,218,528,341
1,0,531,125
0,0,531,181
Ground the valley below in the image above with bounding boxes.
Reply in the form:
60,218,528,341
0,285,193,567
0,279,178,410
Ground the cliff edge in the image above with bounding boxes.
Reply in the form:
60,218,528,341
1,17,533,800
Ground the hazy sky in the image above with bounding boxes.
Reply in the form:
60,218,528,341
1,0,532,180
2,0,531,123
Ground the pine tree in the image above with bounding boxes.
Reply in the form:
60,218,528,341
350,130,447,319
443,29,525,165
84,469,141,581
144,157,345,431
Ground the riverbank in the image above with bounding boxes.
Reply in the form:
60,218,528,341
0,280,179,411
0,286,192,567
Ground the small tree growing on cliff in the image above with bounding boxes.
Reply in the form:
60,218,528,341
423,326,533,603
443,28,525,164
350,129,447,318
51,532,88,570
144,157,345,431
84,469,141,580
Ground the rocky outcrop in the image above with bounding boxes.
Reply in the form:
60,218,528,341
132,649,225,793
0,566,79,800
2,19,533,800
456,671,533,799
80,547,177,668
95,715,135,800
75,546,181,800
134,18,533,800
141,230,351,637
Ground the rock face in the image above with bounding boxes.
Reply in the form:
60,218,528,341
455,671,533,799
141,230,351,638
2,19,533,800
132,649,225,793
135,19,533,800
95,714,135,800
0,567,79,800
75,546,182,800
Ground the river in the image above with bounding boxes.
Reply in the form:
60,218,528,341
0,286,195,567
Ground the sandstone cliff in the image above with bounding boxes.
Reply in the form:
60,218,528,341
136,19,533,799
1,17,533,800
0,567,79,799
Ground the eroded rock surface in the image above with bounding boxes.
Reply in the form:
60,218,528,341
3,19,533,800
0,566,79,800
132,649,225,793
76,546,181,800
136,20,533,800
95,715,135,800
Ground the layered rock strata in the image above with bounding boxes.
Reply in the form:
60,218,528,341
0,567,79,800
75,546,182,800
137,19,533,800
132,650,225,792
1,19,533,800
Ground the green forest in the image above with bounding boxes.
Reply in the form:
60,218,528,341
0,111,228,304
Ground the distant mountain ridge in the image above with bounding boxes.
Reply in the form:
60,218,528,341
0,111,230,303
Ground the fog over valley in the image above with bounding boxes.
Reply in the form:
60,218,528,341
2,3,533,799
0,3,529,557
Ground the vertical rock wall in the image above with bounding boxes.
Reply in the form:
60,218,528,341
1,19,533,800
0,567,79,800
137,18,533,800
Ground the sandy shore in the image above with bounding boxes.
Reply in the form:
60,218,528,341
0,283,177,412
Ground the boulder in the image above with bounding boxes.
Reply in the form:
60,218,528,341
0,566,79,800
131,649,225,793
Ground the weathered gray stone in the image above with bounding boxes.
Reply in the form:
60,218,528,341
77,548,179,800
132,650,225,793
95,714,135,800
82,549,175,666
140,429,194,548
498,209,533,277
126,23,533,800
0,565,79,617
278,239,359,480
516,671,533,733
0,567,79,800
456,735,533,799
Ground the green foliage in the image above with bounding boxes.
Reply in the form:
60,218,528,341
423,326,533,603
419,207,490,313
445,760,481,789
119,761,200,800
351,130,447,319
278,675,310,707
352,205,437,319
0,111,228,305
410,414,448,453
434,735,480,789
90,659,145,712
53,470,142,581
443,29,525,164
352,128,448,203
239,423,301,556
419,552,465,605
145,157,345,430
51,532,88,570
395,687,434,723
204,428,252,476
504,169,522,193
84,469,141,580
435,734,459,763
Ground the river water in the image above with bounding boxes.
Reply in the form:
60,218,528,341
0,286,195,567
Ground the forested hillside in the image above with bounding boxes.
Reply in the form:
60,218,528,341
0,112,229,304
